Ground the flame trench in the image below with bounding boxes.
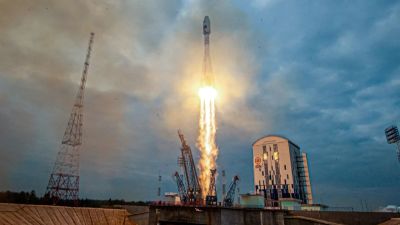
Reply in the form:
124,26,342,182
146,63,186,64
197,86,218,199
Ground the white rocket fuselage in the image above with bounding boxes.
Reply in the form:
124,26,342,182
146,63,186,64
202,16,214,87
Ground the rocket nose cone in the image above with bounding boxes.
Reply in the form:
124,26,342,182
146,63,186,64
204,16,210,24
203,16,211,35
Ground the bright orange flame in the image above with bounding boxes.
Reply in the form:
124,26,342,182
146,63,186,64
197,86,218,199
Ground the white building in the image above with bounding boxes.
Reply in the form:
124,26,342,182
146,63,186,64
252,135,313,208
164,192,181,204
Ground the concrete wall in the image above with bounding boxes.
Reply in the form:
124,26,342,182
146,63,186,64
289,211,400,225
149,206,285,225
149,205,400,225
116,205,150,225
0,203,134,225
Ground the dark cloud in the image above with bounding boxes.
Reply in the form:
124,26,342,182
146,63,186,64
0,0,399,209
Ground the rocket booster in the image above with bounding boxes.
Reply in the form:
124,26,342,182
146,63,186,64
202,16,214,86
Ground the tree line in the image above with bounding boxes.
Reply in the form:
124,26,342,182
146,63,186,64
0,190,149,207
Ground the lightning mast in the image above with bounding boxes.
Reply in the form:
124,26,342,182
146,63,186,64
45,33,94,204
222,169,226,197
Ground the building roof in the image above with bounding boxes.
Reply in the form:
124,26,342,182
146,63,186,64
252,134,300,149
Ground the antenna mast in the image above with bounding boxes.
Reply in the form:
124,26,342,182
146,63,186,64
45,33,94,204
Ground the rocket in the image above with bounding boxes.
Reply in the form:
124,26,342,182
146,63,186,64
203,16,211,35
202,16,214,86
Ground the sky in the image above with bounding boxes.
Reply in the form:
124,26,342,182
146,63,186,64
0,0,399,210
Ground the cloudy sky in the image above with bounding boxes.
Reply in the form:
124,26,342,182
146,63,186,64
0,0,399,210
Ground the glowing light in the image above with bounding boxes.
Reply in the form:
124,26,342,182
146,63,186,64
197,85,218,199
273,152,279,160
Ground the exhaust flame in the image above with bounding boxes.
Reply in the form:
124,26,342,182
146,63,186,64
197,86,218,199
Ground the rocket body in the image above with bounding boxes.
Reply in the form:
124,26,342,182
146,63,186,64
202,16,214,87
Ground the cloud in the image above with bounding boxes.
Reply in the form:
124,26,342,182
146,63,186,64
0,0,399,209
0,0,262,201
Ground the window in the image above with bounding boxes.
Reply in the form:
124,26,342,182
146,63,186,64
284,179,287,184
287,174,289,179
273,152,279,160
284,165,287,170
262,171,264,176
263,145,266,151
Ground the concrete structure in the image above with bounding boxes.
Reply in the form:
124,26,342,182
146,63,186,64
252,135,313,208
148,205,285,225
117,205,150,225
164,192,180,204
0,203,133,225
148,205,400,225
288,210,400,225
280,199,302,211
301,204,328,211
239,194,265,208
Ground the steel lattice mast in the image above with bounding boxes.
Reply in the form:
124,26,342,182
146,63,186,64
177,130,201,203
205,169,217,205
174,171,188,204
46,32,94,204
223,175,239,207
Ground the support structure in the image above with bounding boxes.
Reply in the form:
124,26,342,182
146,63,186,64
45,33,94,204
158,172,162,198
205,169,217,205
223,175,239,207
222,170,226,197
177,130,201,203
385,125,400,163
397,142,400,162
174,171,188,204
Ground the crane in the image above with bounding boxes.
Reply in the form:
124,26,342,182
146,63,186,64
223,175,239,207
173,171,188,204
177,130,201,203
